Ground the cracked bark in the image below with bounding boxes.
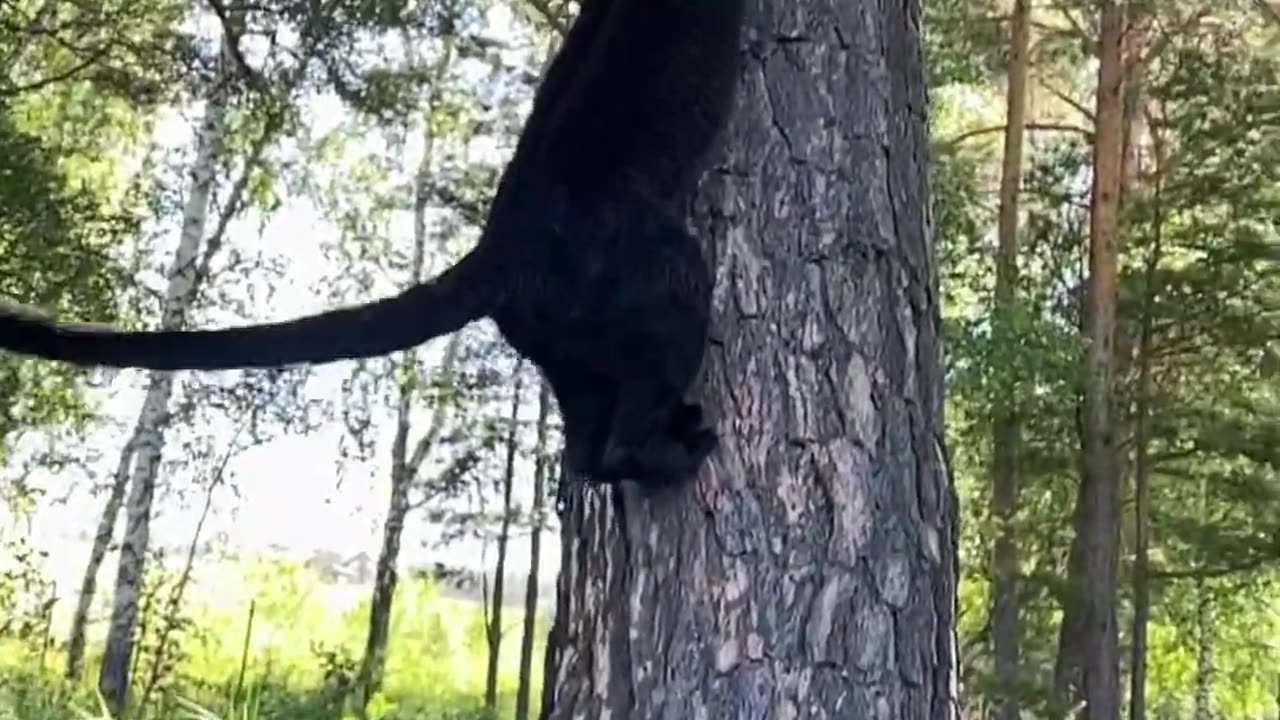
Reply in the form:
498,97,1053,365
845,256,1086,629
541,0,956,717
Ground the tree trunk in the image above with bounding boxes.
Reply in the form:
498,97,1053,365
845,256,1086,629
1128,117,1163,720
65,439,136,678
1053,2,1127,718
991,1,1031,717
515,380,552,720
485,363,526,711
354,35,459,708
1193,571,1215,719
97,32,235,716
140,457,223,708
540,0,956,717
353,332,459,713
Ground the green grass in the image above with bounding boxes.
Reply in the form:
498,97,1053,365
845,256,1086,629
0,555,547,720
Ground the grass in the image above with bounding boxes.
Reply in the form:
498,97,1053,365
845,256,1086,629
0,554,547,719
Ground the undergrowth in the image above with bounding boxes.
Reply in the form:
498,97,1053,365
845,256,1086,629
0,555,545,720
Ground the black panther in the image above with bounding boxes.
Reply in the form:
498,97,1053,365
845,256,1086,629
0,0,747,489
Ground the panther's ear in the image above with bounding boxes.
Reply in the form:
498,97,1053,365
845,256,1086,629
0,300,115,333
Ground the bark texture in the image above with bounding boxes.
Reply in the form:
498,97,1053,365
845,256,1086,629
541,0,956,717
991,1,1031,717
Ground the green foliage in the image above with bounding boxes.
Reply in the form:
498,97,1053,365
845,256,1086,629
0,555,546,720
931,0,1280,715
922,0,1004,88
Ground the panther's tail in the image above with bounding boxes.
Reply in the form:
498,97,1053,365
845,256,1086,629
0,248,502,371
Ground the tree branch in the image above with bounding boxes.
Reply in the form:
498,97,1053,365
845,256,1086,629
0,44,112,97
524,0,570,36
936,122,1092,151
1038,78,1095,123
204,0,268,91
1253,0,1280,27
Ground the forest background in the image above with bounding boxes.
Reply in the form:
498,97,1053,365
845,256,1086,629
0,0,1277,719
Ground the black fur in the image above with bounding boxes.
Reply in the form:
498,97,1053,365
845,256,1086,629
0,0,746,489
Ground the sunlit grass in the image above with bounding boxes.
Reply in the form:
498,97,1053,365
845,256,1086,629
0,555,546,719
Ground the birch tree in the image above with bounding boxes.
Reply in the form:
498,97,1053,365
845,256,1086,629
351,18,469,711
337,3,555,710
63,1,445,707
94,27,241,712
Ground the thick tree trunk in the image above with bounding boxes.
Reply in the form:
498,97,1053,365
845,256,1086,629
97,34,234,716
485,364,526,710
991,1,1032,717
1053,3,1127,718
515,380,552,720
540,0,956,717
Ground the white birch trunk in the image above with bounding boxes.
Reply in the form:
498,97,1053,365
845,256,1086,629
94,35,235,716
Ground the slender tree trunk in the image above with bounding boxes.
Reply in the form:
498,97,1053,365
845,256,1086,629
991,1,1032,717
485,363,526,711
1128,269,1154,720
140,449,227,708
65,440,136,678
353,35,460,710
540,0,956,717
353,328,459,711
97,32,236,716
1193,478,1215,720
515,380,552,720
1053,451,1088,716
1054,3,1127,718
1129,118,1163,720
1192,582,1216,720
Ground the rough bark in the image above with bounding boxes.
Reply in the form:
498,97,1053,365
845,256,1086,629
485,364,526,710
1053,3,1127,718
516,380,553,720
990,1,1031,717
97,33,236,716
540,0,956,718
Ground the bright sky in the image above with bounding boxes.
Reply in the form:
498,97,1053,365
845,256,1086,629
14,3,563,601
